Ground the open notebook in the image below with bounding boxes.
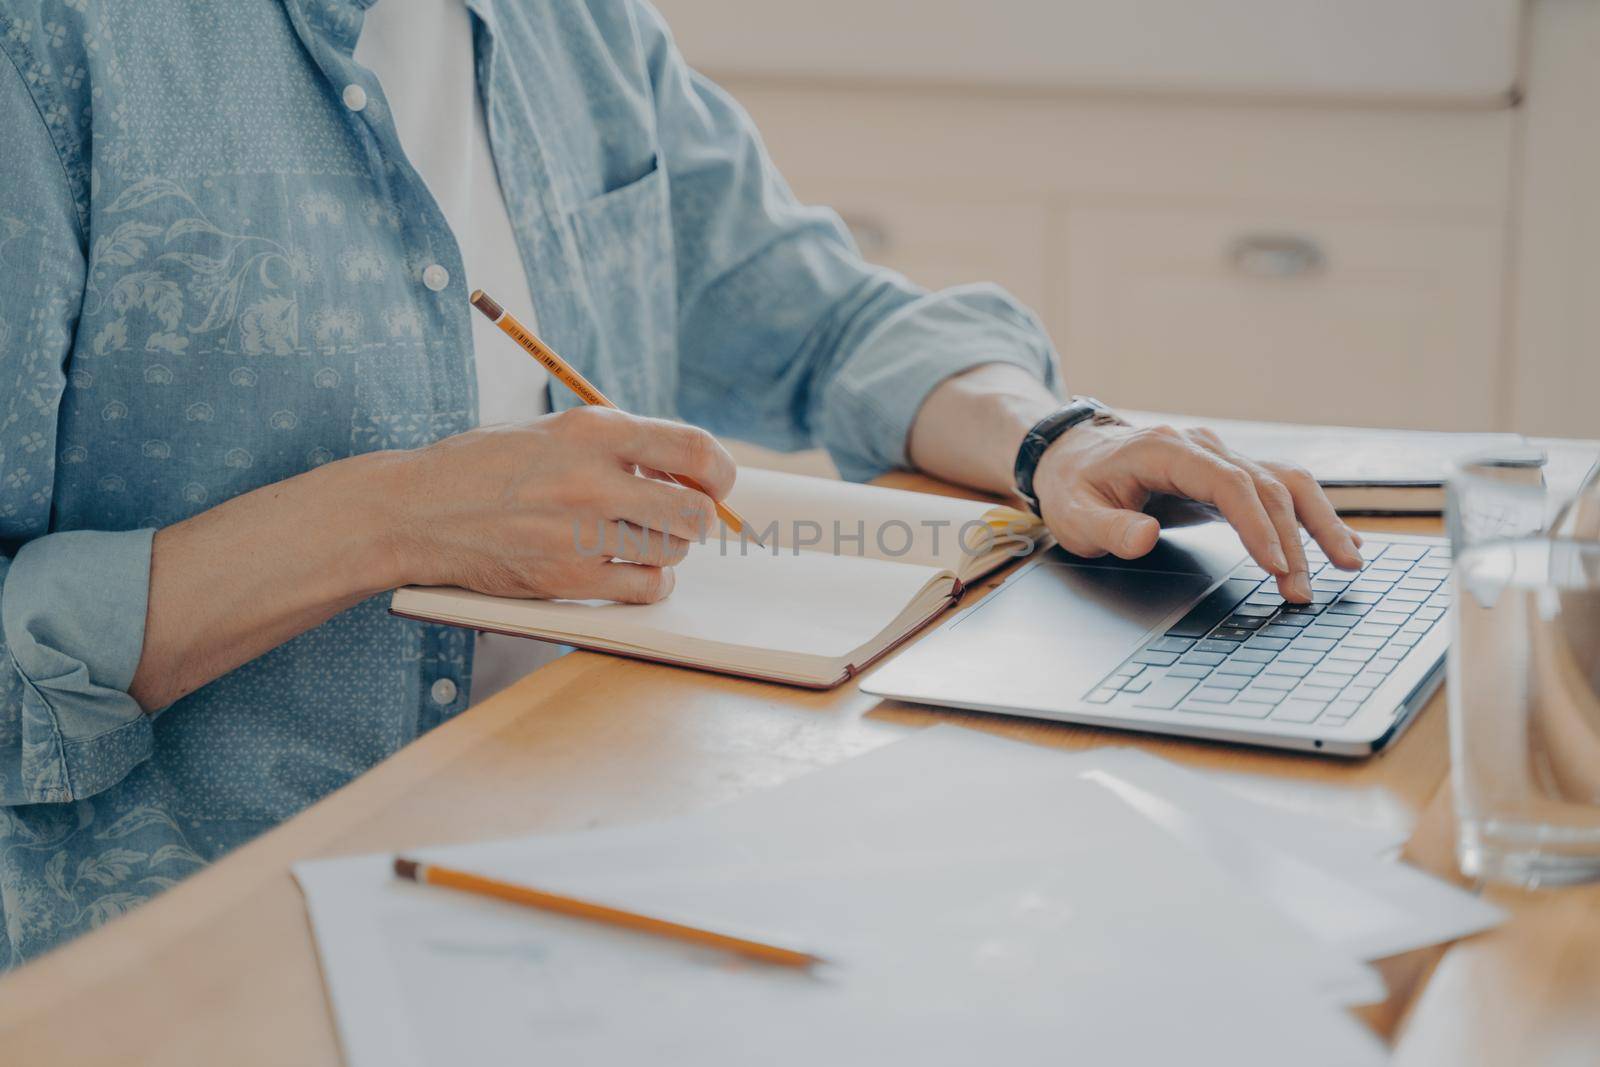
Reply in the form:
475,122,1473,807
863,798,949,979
390,469,1044,688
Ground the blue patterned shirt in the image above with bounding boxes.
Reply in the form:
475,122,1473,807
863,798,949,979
0,0,1056,966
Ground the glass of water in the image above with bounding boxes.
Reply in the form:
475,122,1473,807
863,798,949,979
1447,454,1600,886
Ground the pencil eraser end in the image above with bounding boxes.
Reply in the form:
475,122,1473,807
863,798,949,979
393,856,422,882
468,290,503,321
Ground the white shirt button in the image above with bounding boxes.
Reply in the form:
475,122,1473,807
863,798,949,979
421,263,450,292
342,84,368,112
430,678,458,706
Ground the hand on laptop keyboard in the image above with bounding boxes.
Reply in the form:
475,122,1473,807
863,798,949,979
1033,421,1365,603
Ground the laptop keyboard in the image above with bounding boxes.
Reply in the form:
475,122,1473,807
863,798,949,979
1086,537,1452,728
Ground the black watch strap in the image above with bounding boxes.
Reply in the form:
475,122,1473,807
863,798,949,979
1013,397,1116,515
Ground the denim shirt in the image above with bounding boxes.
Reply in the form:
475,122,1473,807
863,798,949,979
0,0,1056,966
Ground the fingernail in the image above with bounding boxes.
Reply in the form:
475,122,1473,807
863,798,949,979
1268,544,1290,574
1288,571,1313,602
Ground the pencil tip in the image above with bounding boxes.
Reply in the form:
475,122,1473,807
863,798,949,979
393,856,421,882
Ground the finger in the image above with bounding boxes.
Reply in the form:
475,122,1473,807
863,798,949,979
586,561,676,604
602,523,693,568
1267,462,1364,571
607,471,718,542
614,418,737,502
1045,492,1160,560
1184,434,1312,601
1132,436,1290,578
1223,454,1314,602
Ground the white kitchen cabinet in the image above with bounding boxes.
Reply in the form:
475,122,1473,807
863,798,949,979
1057,205,1504,429
721,84,1514,430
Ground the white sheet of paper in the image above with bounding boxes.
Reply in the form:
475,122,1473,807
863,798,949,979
1068,747,1505,961
298,851,1386,1067
296,726,1415,1065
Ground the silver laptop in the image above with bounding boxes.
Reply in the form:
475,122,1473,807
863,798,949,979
861,521,1449,756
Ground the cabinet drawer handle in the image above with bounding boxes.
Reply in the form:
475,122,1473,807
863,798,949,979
837,212,891,257
1228,234,1325,279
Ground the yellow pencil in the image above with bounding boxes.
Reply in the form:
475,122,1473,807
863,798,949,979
468,289,748,538
393,857,824,969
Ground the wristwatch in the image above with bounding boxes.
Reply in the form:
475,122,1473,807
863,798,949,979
1012,396,1122,515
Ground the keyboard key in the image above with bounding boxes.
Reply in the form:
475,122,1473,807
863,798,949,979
1278,648,1325,665
1085,688,1118,704
1412,566,1450,582
1258,624,1304,640
1211,626,1258,642
1293,635,1337,652
1342,686,1375,703
1238,686,1288,705
1386,588,1430,604
1384,543,1429,560
1354,622,1399,638
1232,603,1278,619
1166,578,1260,637
1243,635,1291,652
1315,659,1362,676
1195,639,1240,655
1215,659,1263,677
1326,699,1364,719
1338,590,1384,604
1246,675,1295,693
1312,578,1352,593
1415,606,1446,621
1310,613,1358,629
1147,635,1197,654
1234,565,1272,581
1232,647,1277,664
1222,613,1269,630
1271,700,1326,723
1304,624,1351,642
1369,611,1413,627
1325,601,1372,617
1122,674,1154,693
1374,646,1407,661
1304,672,1352,691
1267,613,1313,628
1351,578,1396,593
1264,660,1312,678
1342,634,1386,650
1399,576,1442,592
1246,591,1286,607
1328,646,1375,663
1192,686,1239,703
1180,650,1228,666
1279,602,1324,617
1132,676,1202,710
1202,673,1250,690
1169,663,1215,679
1391,632,1422,647
1309,591,1340,605
1130,648,1180,667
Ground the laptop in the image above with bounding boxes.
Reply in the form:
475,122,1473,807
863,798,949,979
860,521,1449,756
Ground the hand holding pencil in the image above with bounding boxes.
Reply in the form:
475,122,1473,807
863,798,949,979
469,289,751,539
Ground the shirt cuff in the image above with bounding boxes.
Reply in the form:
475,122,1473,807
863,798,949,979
816,283,1061,483
2,528,156,801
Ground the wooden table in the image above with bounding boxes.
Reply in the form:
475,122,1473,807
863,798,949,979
2,449,1597,1065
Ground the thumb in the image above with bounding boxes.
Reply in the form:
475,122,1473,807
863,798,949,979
1055,501,1160,560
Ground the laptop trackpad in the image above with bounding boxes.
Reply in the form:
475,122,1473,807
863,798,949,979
868,560,1216,710
951,562,1212,687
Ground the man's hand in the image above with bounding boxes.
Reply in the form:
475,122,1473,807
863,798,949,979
1032,421,1362,602
385,407,737,604
905,363,1362,604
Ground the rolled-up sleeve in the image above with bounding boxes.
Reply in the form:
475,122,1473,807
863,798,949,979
1,533,156,804
635,1,1060,482
0,46,155,805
